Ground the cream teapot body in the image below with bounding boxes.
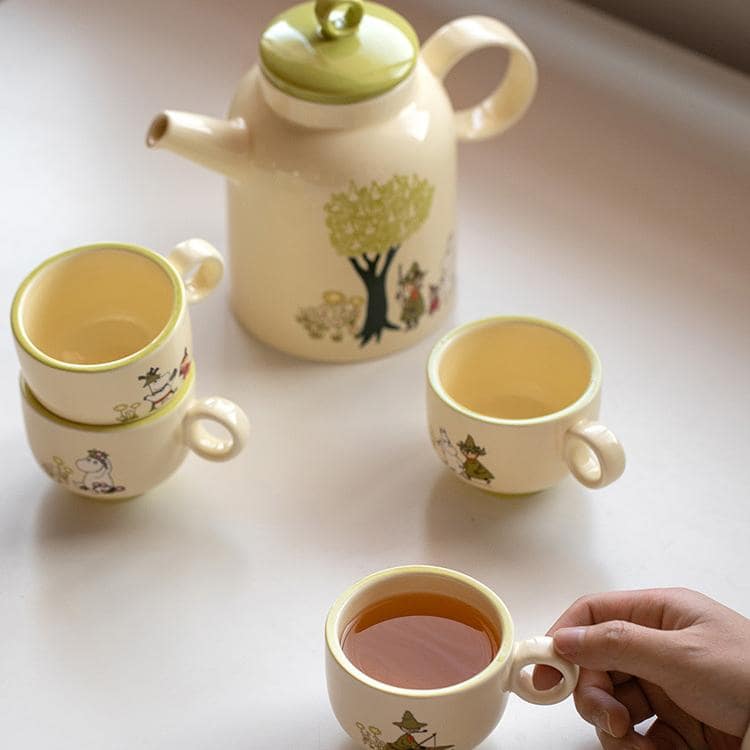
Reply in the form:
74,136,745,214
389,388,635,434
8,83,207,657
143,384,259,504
229,59,457,360
147,5,536,362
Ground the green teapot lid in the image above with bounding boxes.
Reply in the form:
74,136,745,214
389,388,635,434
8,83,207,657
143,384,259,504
259,1,419,105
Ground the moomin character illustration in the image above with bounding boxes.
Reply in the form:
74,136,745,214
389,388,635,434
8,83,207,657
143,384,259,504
138,365,177,411
397,262,427,330
432,428,464,475
427,233,456,316
113,402,141,423
42,456,73,485
179,347,192,380
75,449,125,494
296,290,365,341
356,711,453,750
324,175,434,347
457,435,495,485
428,284,440,315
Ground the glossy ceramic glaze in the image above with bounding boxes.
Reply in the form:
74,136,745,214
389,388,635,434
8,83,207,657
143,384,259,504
427,317,626,494
326,565,578,750
12,239,223,425
147,5,537,361
19,368,249,500
259,1,419,103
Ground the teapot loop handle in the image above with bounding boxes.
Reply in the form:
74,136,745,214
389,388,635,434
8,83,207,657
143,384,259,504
421,16,538,142
315,0,364,39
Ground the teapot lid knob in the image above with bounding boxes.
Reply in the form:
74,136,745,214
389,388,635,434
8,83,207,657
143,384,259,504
315,0,364,39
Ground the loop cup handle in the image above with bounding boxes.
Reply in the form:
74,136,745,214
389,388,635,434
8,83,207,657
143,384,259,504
564,419,626,489
421,16,537,142
509,636,579,705
182,396,250,462
167,238,224,304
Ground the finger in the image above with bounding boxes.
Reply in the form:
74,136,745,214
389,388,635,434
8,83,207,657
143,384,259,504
532,663,563,691
613,679,653,726
640,681,706,748
595,727,658,749
644,719,690,749
545,589,694,636
610,671,633,686
703,725,743,749
553,620,684,687
534,660,629,691
574,668,631,738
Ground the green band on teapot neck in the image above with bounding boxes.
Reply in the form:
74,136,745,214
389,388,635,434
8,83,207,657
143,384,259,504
259,1,419,105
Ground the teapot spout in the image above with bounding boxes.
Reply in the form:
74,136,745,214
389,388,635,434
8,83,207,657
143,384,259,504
146,110,249,180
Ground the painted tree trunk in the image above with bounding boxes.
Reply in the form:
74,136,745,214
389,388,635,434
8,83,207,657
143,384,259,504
349,245,400,346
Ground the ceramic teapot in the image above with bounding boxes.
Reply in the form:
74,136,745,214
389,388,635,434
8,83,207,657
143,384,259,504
147,1,536,362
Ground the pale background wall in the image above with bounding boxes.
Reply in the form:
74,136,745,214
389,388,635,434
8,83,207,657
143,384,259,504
571,0,750,73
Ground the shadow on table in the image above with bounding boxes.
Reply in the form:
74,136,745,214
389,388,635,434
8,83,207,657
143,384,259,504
34,483,151,542
422,470,613,601
29,478,251,696
31,479,247,606
33,478,246,559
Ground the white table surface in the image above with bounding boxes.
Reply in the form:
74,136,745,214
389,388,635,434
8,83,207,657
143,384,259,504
1,1,749,748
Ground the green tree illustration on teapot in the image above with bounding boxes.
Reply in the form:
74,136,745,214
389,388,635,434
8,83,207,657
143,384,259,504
324,174,434,347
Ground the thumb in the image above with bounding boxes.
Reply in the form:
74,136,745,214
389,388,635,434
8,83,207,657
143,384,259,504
553,621,683,685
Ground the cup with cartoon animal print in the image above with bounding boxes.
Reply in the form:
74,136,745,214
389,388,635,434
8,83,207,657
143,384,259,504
11,239,223,425
326,565,579,750
19,366,249,500
427,316,625,494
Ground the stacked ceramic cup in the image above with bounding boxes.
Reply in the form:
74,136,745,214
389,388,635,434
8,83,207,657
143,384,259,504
11,239,249,500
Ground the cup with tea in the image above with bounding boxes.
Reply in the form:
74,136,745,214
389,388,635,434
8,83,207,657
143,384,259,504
326,565,579,750
11,239,223,425
426,316,626,494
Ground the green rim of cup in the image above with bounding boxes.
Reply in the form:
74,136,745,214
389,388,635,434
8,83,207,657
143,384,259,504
11,242,184,373
20,367,195,431
325,564,515,698
19,365,195,432
427,316,602,427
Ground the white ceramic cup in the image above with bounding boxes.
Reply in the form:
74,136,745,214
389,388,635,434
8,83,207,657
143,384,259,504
11,239,223,425
19,367,249,500
326,565,579,750
427,316,626,494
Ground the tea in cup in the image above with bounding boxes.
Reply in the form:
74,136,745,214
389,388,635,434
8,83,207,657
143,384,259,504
11,239,223,425
426,316,625,493
19,367,249,500
326,565,579,750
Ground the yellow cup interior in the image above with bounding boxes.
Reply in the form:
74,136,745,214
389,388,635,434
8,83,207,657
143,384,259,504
434,319,595,420
15,245,179,367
